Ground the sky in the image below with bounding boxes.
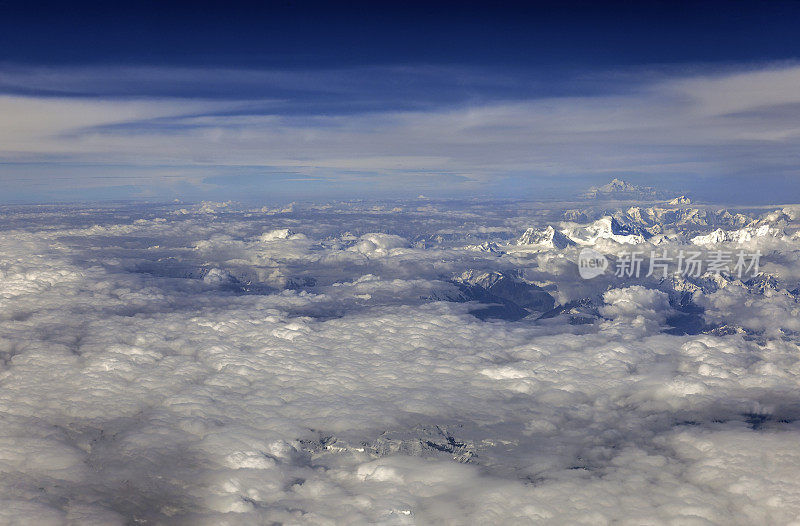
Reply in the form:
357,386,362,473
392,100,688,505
2,0,800,203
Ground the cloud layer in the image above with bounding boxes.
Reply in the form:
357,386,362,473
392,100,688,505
1,199,800,523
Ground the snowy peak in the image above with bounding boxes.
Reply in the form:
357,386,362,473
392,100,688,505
691,224,784,245
609,217,652,238
465,241,504,254
565,216,652,245
451,270,556,320
668,195,692,205
599,178,637,193
580,178,666,200
691,228,730,245
453,269,509,289
753,209,792,228
516,225,576,249
744,273,780,295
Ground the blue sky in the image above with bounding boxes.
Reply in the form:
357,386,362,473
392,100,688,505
2,1,800,203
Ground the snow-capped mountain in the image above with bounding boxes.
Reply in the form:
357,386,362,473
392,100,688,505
537,297,602,325
580,178,666,200
566,216,653,245
659,272,731,297
668,195,692,205
744,273,780,295
752,209,792,228
559,204,755,238
691,224,785,245
515,225,576,249
434,270,556,320
465,241,504,254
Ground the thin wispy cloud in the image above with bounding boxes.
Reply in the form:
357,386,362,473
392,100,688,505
1,63,800,201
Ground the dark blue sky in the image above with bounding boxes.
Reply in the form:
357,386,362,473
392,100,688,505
3,1,799,68
1,1,800,203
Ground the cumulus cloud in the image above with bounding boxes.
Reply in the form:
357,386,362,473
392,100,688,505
600,286,672,334
0,200,800,523
348,233,410,256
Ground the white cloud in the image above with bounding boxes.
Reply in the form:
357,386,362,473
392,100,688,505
1,202,800,522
